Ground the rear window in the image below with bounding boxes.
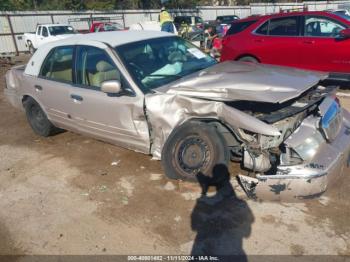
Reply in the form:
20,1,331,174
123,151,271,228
218,16,239,23
40,46,73,83
226,20,257,35
256,16,300,36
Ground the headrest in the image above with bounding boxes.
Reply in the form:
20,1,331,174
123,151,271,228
96,61,114,72
56,54,72,63
168,50,187,63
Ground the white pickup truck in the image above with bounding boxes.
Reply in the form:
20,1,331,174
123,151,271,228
24,24,76,54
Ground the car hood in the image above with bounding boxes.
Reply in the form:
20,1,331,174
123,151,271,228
156,61,328,103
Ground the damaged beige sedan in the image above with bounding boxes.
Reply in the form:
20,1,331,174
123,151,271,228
5,31,350,200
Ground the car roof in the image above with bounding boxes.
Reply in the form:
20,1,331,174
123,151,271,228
39,24,71,27
175,16,200,18
217,15,238,17
24,30,175,76
46,30,173,48
237,11,349,23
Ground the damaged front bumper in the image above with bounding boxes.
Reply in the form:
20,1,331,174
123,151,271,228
239,109,350,201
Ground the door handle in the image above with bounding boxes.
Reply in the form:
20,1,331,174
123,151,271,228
254,39,264,43
34,85,42,91
70,94,83,101
303,40,315,44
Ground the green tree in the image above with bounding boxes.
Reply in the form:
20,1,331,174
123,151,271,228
0,0,15,11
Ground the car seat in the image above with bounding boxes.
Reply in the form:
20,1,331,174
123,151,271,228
90,60,120,88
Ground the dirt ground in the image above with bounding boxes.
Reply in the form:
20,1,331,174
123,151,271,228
1,55,350,257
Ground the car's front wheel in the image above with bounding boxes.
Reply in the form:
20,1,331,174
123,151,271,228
161,121,229,182
24,97,61,137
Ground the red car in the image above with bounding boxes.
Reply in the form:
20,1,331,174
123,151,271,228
221,11,350,81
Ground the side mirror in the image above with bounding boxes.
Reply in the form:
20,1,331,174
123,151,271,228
101,80,122,94
339,28,350,39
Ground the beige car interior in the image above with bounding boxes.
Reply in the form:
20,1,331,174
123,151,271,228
44,48,121,89
45,53,73,82
88,60,120,88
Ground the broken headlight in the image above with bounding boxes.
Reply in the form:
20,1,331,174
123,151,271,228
293,132,324,161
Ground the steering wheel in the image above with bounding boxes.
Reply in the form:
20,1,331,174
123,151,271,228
129,62,144,79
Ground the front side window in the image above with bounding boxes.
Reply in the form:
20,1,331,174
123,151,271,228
37,26,42,35
42,27,49,37
268,16,299,36
116,36,216,92
40,46,73,83
76,46,121,90
48,26,75,36
304,16,345,37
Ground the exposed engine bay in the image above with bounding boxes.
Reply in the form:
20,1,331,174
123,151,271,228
225,84,339,175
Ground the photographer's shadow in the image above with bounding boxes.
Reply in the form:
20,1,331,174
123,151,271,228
190,164,254,261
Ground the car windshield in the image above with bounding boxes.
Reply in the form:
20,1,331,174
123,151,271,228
48,26,75,35
115,36,216,92
103,23,124,31
219,16,238,23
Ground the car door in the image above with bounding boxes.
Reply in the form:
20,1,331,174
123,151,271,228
39,26,50,47
68,45,150,153
300,15,350,73
34,26,42,47
251,15,302,68
34,45,77,131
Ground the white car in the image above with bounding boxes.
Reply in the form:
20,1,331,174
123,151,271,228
129,21,177,34
24,24,77,54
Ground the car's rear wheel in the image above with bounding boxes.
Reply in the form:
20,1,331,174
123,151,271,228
238,56,259,63
24,98,61,137
161,121,229,182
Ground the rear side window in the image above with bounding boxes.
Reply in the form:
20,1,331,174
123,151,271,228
256,21,268,35
226,20,257,36
40,46,74,83
256,16,300,36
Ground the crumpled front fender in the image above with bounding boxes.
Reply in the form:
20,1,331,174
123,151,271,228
145,93,280,159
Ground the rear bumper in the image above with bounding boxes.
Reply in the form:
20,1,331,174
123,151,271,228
4,86,22,110
243,110,350,201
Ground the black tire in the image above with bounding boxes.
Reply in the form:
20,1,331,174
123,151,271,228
24,98,60,137
238,56,259,63
161,121,229,182
28,41,35,55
